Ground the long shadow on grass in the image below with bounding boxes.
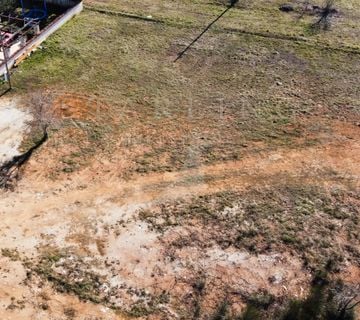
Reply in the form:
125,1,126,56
174,0,239,62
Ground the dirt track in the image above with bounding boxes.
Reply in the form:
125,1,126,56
2,122,359,215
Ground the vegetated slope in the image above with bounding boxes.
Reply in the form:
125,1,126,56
0,0,359,319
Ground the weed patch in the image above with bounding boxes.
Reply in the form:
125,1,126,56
139,184,360,270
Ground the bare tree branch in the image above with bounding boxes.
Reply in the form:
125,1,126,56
0,92,58,189
312,0,338,30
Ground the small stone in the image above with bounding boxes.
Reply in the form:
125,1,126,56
268,273,283,284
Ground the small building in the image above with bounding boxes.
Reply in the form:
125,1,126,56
0,0,82,77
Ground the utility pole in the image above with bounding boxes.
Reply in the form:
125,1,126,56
0,35,12,93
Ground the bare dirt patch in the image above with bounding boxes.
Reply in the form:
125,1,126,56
53,93,111,121
0,97,31,165
0,118,359,319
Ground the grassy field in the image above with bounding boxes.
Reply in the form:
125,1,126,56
13,0,360,175
84,0,360,49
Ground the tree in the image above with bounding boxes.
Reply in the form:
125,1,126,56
0,92,57,189
27,91,59,133
312,0,338,30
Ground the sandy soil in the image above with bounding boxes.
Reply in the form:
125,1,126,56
0,111,359,318
0,97,31,165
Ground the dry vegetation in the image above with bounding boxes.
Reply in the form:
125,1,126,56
0,0,359,319
139,185,360,271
